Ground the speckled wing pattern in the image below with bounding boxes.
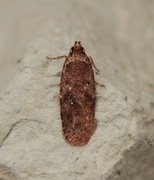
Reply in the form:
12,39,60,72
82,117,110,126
60,42,96,146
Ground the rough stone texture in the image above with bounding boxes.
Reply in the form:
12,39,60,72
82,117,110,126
0,0,154,180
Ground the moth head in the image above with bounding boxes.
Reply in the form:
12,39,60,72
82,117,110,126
70,41,85,53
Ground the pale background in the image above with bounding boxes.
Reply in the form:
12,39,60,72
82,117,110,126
0,0,154,180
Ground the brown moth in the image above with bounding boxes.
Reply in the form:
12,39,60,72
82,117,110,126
47,41,99,146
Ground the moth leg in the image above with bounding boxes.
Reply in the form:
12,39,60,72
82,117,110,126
47,83,60,88
46,55,67,60
89,56,100,73
53,93,61,100
95,82,105,87
52,71,61,77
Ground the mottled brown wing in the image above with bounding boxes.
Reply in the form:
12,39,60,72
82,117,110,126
60,60,96,146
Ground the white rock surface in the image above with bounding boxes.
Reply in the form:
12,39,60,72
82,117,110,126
0,0,154,180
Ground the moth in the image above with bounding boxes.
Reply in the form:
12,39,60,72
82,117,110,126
47,41,99,146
